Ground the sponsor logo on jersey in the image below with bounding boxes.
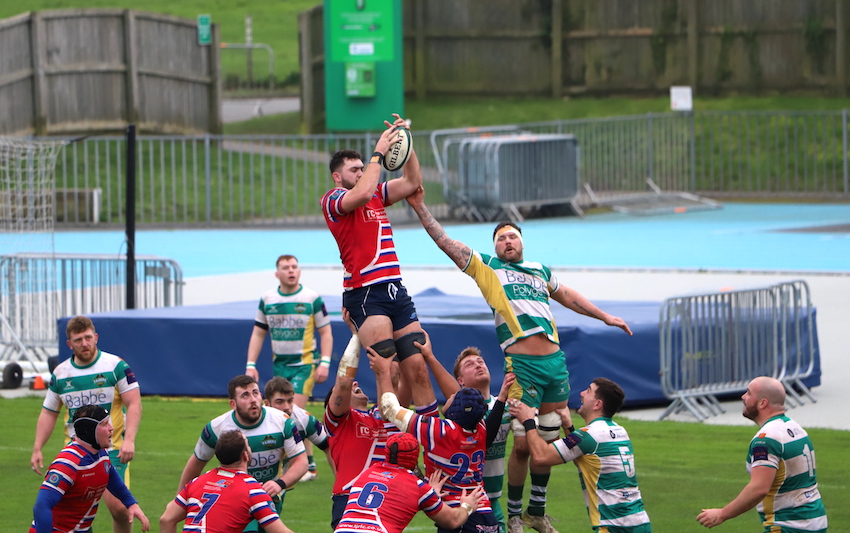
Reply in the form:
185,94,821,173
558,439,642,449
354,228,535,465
63,389,108,408
124,368,137,384
564,432,582,448
262,435,277,449
787,428,796,438
83,486,105,501
47,472,61,486
356,423,386,440
364,207,387,222
752,445,769,462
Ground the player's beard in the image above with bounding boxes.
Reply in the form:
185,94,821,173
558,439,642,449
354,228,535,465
236,403,262,425
742,402,758,421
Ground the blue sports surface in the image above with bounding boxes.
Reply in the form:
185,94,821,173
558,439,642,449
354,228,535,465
46,202,841,404
50,203,850,276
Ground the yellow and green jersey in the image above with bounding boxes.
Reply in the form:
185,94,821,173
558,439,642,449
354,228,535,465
553,417,652,532
463,251,559,352
44,350,139,450
254,285,330,367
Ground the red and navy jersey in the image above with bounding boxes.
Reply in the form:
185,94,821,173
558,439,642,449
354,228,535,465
410,414,491,511
325,406,400,495
320,183,402,289
174,467,280,533
334,462,443,533
30,442,112,533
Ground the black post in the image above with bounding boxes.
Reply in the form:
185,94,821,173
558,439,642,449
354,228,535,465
125,124,136,309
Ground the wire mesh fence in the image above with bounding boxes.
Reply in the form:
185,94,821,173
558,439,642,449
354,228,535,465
37,110,850,228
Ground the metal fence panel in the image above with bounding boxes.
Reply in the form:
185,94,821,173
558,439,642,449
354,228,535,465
0,253,183,367
659,280,818,421
39,110,850,228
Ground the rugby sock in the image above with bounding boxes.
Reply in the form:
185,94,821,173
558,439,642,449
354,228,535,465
415,400,439,417
308,455,316,472
527,472,550,517
507,484,524,517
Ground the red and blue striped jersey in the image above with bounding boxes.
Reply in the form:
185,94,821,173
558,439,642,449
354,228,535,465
334,462,443,533
321,183,402,289
175,467,280,533
325,406,400,495
410,414,491,512
30,442,112,533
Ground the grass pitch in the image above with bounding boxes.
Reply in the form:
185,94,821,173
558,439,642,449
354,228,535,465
2,394,846,533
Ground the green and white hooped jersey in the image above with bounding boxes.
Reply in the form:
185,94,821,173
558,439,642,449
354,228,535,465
254,285,330,367
463,251,559,352
748,415,827,532
43,350,139,449
553,417,651,532
483,395,511,498
194,406,305,484
280,404,328,475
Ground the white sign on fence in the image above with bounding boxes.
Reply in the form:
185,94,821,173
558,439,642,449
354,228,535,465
670,86,693,111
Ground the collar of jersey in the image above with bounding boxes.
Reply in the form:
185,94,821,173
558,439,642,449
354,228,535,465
71,349,102,369
277,285,303,297
231,405,267,429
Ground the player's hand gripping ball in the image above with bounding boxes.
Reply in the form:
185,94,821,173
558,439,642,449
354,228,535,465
383,127,412,171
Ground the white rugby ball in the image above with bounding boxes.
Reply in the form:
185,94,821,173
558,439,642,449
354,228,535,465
383,127,412,171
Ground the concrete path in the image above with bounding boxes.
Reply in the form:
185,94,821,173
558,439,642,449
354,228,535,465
221,97,299,123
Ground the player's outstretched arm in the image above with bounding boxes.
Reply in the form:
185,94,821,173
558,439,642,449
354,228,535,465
245,325,268,381
118,387,142,464
416,331,459,399
431,486,486,530
263,517,295,533
696,466,774,528
127,503,150,532
159,500,186,533
176,455,207,495
551,285,633,336
385,118,422,204
31,408,60,475
339,115,404,213
507,400,565,467
406,185,472,269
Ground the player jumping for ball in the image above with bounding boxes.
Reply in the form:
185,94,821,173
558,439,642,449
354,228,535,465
321,113,437,414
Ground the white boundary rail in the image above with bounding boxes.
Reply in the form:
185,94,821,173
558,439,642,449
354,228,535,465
0,253,183,372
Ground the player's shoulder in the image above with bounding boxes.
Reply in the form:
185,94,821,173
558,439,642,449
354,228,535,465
754,415,804,442
97,350,125,364
298,285,322,300
321,187,346,202
207,410,237,432
264,405,292,427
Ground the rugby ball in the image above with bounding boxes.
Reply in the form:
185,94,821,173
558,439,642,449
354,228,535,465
383,127,412,171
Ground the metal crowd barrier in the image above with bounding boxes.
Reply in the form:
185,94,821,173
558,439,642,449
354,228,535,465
658,280,816,421
431,127,580,222
0,253,183,371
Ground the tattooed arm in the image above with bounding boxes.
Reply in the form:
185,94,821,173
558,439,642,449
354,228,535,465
406,186,472,269
551,284,633,336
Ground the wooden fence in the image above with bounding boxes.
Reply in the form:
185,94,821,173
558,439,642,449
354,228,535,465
300,0,850,131
0,9,222,136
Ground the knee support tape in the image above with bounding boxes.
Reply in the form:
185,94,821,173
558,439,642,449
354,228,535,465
371,339,397,359
537,411,562,441
394,331,426,362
